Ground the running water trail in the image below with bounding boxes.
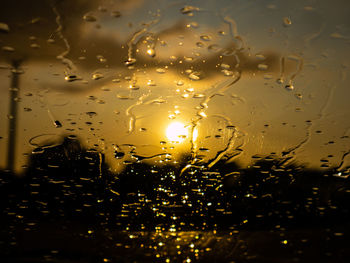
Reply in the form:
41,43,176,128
206,114,244,169
125,93,151,134
182,72,242,175
283,84,337,161
287,54,304,89
52,6,77,74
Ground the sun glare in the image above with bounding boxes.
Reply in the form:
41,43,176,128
166,122,189,143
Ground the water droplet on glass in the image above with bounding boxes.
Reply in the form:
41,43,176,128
111,10,121,18
117,94,134,100
283,17,292,27
114,151,125,159
146,48,156,57
128,84,140,90
92,72,104,80
176,80,184,86
294,93,302,100
256,54,266,60
208,44,220,52
54,120,62,128
180,6,199,14
189,71,203,80
65,75,81,82
0,22,10,33
30,43,40,49
147,79,156,86
193,93,205,98
2,46,15,52
200,35,211,41
285,84,294,91
276,78,284,84
222,70,234,76
86,112,97,117
258,64,268,70
97,55,107,63
221,63,230,69
188,22,199,28
156,68,166,74
196,42,204,48
83,13,97,22
125,58,136,66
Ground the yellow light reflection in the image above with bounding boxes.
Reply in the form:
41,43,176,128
166,122,188,143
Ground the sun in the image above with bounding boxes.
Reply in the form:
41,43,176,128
166,122,189,143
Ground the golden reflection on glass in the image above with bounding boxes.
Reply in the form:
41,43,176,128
166,122,188,143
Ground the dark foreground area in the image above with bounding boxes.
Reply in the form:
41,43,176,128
1,138,350,262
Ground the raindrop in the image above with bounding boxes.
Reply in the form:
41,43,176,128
218,30,226,35
124,58,136,66
196,42,204,48
258,64,268,70
92,72,104,80
98,6,107,12
128,84,140,90
156,68,167,74
221,63,230,69
47,38,55,44
180,6,199,14
111,10,121,18
112,78,121,83
67,134,77,140
256,54,266,60
83,13,97,22
114,151,125,159
193,93,205,98
276,78,284,84
200,35,211,41
283,17,292,27
0,22,10,33
2,46,15,52
146,48,156,57
24,107,32,112
65,75,81,82
86,112,97,117
294,93,302,100
285,84,294,91
184,56,194,62
188,22,199,28
147,79,156,86
199,147,209,152
117,94,132,100
96,55,107,63
208,44,220,52
54,120,62,128
176,80,184,86
189,71,203,80
30,43,40,49
222,70,234,76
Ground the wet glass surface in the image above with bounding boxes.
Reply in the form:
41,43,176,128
1,0,350,262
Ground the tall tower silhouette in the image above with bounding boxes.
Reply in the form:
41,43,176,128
6,60,21,173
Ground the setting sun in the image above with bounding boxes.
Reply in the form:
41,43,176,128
166,122,189,143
